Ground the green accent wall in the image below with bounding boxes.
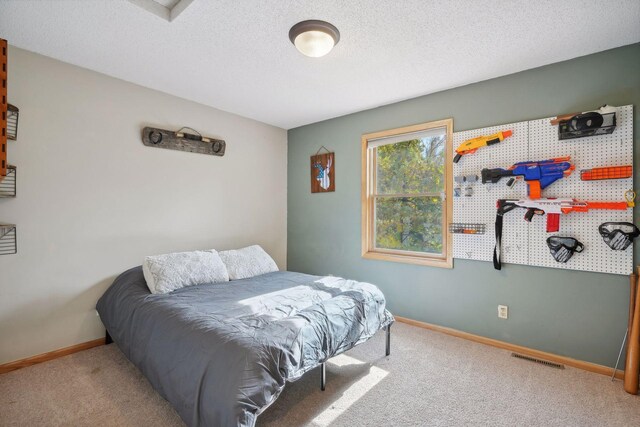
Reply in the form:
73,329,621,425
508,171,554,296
287,43,640,368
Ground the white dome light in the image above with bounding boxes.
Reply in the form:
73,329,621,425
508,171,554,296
289,20,340,58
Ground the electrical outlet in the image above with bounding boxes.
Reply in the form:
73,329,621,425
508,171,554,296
498,305,508,319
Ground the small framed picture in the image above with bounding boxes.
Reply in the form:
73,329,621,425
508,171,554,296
310,152,335,193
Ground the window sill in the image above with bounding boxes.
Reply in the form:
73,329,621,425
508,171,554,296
362,250,453,269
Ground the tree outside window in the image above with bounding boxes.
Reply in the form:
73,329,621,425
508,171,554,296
362,120,453,267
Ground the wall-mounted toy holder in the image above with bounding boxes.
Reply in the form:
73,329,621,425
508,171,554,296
1,39,7,179
0,164,16,197
452,105,634,275
7,104,18,140
142,126,226,156
0,223,16,255
449,223,485,234
0,39,16,256
558,111,616,140
454,174,477,197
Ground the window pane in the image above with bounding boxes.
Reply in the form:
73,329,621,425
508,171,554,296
375,196,443,254
376,133,445,195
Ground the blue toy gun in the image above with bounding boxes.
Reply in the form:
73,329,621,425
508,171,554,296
481,157,574,199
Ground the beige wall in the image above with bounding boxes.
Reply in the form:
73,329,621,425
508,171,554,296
0,47,287,364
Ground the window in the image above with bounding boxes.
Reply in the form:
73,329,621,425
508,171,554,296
361,119,453,267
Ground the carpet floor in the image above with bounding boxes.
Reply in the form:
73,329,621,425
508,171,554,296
1,322,638,426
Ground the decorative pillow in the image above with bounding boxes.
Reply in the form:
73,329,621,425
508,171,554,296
143,250,229,294
218,245,279,280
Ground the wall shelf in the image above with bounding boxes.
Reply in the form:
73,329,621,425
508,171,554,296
0,165,16,197
0,223,16,255
7,104,19,140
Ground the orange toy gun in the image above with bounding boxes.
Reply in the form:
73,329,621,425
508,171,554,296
493,198,631,269
453,130,512,163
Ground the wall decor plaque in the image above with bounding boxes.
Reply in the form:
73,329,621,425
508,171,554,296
311,147,335,193
142,126,226,156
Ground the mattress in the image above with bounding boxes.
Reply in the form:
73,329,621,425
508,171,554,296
96,267,393,426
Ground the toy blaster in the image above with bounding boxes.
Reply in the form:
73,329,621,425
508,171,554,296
481,157,574,199
453,130,512,163
492,198,630,269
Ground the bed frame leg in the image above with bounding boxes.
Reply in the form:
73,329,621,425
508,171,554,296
318,324,390,391
105,330,113,345
385,324,391,356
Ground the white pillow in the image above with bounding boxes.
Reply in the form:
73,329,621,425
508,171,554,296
143,250,229,294
218,245,278,280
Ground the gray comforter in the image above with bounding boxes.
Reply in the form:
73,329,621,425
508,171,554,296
96,268,393,427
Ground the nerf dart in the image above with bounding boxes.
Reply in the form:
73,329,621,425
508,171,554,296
493,197,630,270
481,157,574,199
453,130,512,163
580,165,632,181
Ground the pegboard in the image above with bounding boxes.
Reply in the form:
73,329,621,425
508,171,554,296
452,105,634,275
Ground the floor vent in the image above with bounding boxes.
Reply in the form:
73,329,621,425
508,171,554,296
511,353,565,369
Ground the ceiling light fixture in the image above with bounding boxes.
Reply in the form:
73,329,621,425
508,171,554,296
289,20,340,58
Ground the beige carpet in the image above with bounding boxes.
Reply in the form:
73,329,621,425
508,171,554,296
1,322,638,426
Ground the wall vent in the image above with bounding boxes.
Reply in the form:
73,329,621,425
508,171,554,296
511,353,565,369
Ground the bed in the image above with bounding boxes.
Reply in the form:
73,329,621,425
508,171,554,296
96,267,394,427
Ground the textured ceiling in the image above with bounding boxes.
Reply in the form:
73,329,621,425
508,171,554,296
1,0,639,129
